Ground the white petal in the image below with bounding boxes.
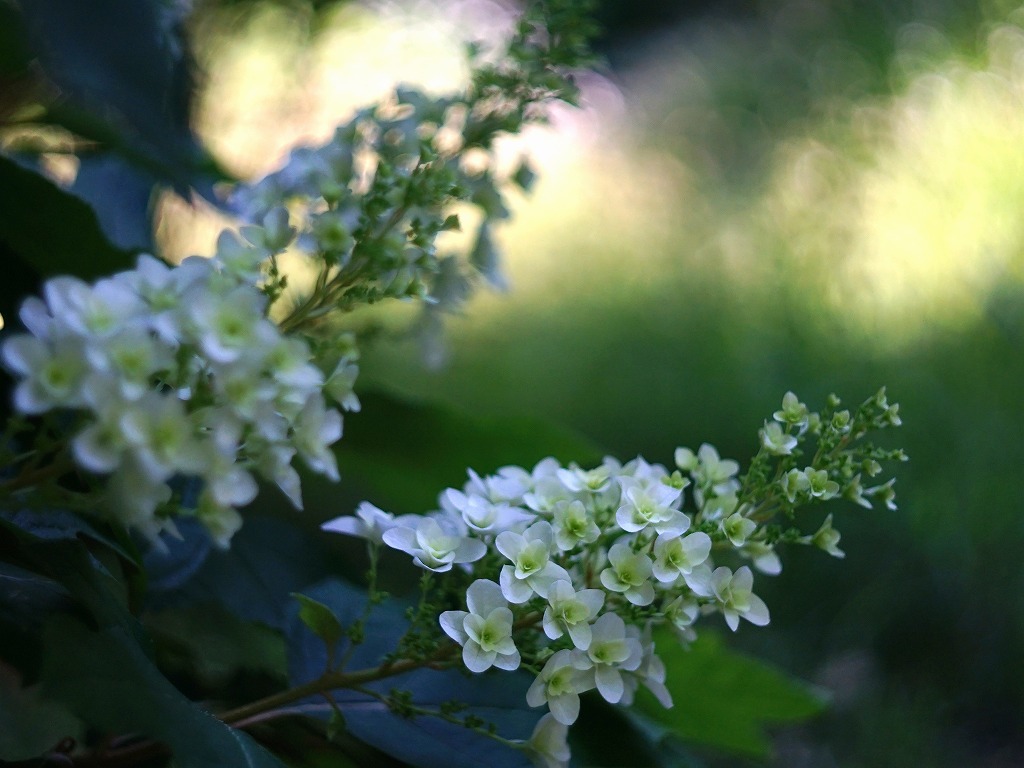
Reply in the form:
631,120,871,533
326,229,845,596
322,515,368,538
463,642,495,673
595,665,624,704
548,694,580,726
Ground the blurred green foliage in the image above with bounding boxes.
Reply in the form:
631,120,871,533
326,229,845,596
351,0,1024,765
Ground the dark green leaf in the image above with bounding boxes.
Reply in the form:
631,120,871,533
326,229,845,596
292,593,343,649
0,560,69,631
14,0,225,195
145,603,287,687
0,154,134,283
0,667,82,761
41,615,288,768
633,629,828,758
334,389,603,513
288,579,538,768
150,514,336,629
69,154,157,251
0,506,133,561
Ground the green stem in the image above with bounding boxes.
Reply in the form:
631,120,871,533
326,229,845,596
218,654,441,726
0,450,75,493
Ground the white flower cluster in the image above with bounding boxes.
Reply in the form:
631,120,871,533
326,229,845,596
324,445,786,747
2,212,359,546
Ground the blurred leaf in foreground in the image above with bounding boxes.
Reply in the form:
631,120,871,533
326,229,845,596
633,629,828,758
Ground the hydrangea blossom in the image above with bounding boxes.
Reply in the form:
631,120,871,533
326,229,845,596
1,216,359,546
318,387,905,762
440,579,520,672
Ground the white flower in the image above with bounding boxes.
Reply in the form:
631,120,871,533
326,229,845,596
580,613,643,704
760,421,797,455
104,456,174,542
291,395,343,482
119,393,205,482
614,476,687,535
523,713,570,768
710,566,770,631
261,337,323,395
621,623,673,708
663,595,700,641
43,275,144,339
865,478,898,511
741,541,783,575
382,517,486,572
324,359,361,412
439,579,520,672
542,579,604,650
652,531,711,584
1,336,89,413
782,468,810,502
322,501,413,544
526,649,593,725
496,521,569,603
212,230,268,283
722,512,757,547
442,488,533,534
805,467,840,500
523,476,573,513
189,285,275,364
773,391,809,432
600,541,655,606
551,500,599,551
83,328,169,402
693,444,740,494
807,513,845,558
195,489,245,549
471,465,533,504
556,464,611,493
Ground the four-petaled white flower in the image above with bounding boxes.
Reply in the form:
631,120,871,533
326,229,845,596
496,521,570,603
600,541,655,606
579,613,643,704
722,512,757,547
551,500,599,551
808,513,845,558
526,649,593,725
710,565,770,631
322,501,416,544
614,477,688,535
773,391,809,432
382,517,486,572
652,531,712,584
760,421,797,455
440,579,520,672
542,580,605,650
442,488,533,534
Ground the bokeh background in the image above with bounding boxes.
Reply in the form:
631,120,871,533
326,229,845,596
9,0,1024,764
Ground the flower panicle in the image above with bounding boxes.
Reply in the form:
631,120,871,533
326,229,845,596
322,389,905,763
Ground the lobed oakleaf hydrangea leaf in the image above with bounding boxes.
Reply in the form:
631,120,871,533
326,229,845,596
632,629,828,758
287,578,540,768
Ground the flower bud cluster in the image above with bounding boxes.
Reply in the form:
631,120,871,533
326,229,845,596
324,389,904,765
1,216,359,546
